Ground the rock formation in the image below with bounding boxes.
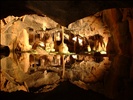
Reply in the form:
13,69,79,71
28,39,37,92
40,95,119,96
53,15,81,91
0,1,133,100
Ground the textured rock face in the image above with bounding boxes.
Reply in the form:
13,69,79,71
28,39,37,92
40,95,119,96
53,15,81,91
0,1,133,100
1,1,133,56
103,8,133,56
15,29,32,51
101,8,133,99
2,8,133,56
0,14,58,51
22,14,58,30
104,55,132,100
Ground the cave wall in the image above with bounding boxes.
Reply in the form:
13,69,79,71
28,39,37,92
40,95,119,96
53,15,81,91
0,15,58,51
103,8,133,56
103,8,133,80
102,9,133,98
1,2,133,99
103,55,132,100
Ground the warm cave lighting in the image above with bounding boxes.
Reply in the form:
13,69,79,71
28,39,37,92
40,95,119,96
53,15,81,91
93,46,96,51
39,42,45,47
100,51,106,54
87,41,107,54
97,42,107,54
45,43,51,52
72,36,77,41
56,32,61,41
72,37,83,46
87,45,91,52
58,26,69,53
78,38,83,46
72,54,78,59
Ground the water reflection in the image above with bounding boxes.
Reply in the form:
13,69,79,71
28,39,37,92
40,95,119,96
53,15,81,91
1,52,111,92
0,45,10,59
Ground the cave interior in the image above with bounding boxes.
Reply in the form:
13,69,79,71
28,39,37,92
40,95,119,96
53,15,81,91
0,1,133,100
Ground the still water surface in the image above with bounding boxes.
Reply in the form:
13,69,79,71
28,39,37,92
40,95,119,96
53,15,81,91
0,52,132,100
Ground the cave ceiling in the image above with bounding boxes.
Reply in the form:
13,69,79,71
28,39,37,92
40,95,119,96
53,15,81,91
1,1,133,26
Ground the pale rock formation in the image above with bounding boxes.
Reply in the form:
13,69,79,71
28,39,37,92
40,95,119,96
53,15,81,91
58,43,69,54
16,29,32,51
22,14,58,30
18,53,30,73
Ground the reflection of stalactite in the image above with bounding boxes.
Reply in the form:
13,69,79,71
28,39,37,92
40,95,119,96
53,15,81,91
58,26,69,53
61,55,65,78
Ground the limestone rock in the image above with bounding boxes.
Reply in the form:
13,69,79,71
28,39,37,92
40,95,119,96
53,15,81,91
103,8,132,55
15,29,32,51
23,14,58,30
1,18,28,50
58,43,69,54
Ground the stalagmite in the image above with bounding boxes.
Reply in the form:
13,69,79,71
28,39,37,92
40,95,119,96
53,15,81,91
97,42,103,52
58,26,69,53
87,45,91,52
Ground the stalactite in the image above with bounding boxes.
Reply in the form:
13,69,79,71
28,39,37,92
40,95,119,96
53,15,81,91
58,26,69,53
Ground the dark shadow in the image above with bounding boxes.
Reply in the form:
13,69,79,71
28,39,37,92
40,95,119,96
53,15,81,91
0,81,111,100
0,45,10,59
